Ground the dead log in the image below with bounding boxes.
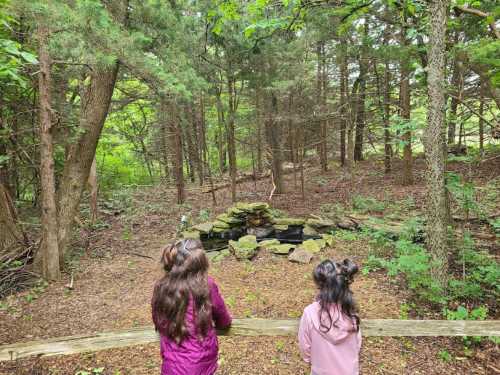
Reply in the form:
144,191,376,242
1,319,499,361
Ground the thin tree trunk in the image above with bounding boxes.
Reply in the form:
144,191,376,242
37,26,60,281
339,42,348,167
317,42,328,171
353,72,366,162
159,118,170,182
199,94,207,184
265,92,284,194
255,87,263,175
424,0,449,286
215,87,227,174
162,99,185,204
400,21,413,185
448,55,463,145
479,82,485,154
226,75,238,202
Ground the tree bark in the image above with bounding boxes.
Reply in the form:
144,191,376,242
36,26,60,281
255,86,263,175
56,65,119,264
215,86,227,174
354,24,368,162
478,81,485,154
447,54,463,145
265,92,284,194
161,99,185,204
338,41,348,167
424,0,449,286
400,21,413,185
317,42,328,171
226,74,238,202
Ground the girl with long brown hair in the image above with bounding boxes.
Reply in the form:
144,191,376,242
151,239,232,375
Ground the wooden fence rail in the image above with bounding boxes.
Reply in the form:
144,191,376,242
1,318,499,361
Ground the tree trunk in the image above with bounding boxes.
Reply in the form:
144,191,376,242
317,42,328,171
400,22,413,185
161,99,185,204
226,75,238,202
265,92,284,194
199,95,207,184
424,0,449,286
384,62,392,174
36,26,60,281
354,24,368,162
56,65,119,264
447,56,463,145
215,87,227,174
0,183,27,257
255,87,263,175
353,69,366,162
159,117,170,182
339,42,348,167
479,82,485,154
347,78,360,174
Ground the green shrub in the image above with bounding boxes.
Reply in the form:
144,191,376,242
352,195,385,214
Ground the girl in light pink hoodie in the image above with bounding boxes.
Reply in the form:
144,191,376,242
298,259,362,375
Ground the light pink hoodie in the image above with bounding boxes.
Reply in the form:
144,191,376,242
298,302,362,375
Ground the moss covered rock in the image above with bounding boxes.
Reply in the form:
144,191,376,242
321,233,334,247
288,248,313,264
305,218,336,233
273,217,306,226
303,225,319,236
229,235,259,260
216,213,244,225
301,239,322,254
181,230,200,239
191,222,214,233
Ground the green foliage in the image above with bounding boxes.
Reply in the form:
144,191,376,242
438,349,452,362
352,195,385,214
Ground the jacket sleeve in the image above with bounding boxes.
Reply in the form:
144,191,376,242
209,277,232,329
298,309,312,363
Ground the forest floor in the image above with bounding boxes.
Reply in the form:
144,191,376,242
1,155,499,374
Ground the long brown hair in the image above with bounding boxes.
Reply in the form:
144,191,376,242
151,239,211,343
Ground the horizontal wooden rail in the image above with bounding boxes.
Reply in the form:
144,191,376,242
1,318,499,361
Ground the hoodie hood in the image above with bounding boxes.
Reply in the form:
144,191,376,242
309,302,357,345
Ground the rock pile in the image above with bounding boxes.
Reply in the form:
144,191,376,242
181,202,339,264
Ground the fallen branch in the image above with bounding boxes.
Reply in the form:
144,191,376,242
1,319,499,361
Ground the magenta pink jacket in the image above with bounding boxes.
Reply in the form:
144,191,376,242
154,276,232,375
298,302,362,375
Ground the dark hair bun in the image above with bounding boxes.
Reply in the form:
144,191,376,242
340,259,358,282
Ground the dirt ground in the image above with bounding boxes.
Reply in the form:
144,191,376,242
1,157,499,374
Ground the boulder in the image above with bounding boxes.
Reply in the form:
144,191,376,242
247,226,274,238
337,218,358,230
182,230,200,239
235,202,270,213
273,217,306,226
229,235,259,260
216,213,244,225
258,239,280,248
303,225,319,236
212,220,231,229
191,222,214,233
301,239,322,254
273,224,289,231
288,248,313,264
321,233,334,247
208,248,230,262
305,218,336,233
269,243,296,255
